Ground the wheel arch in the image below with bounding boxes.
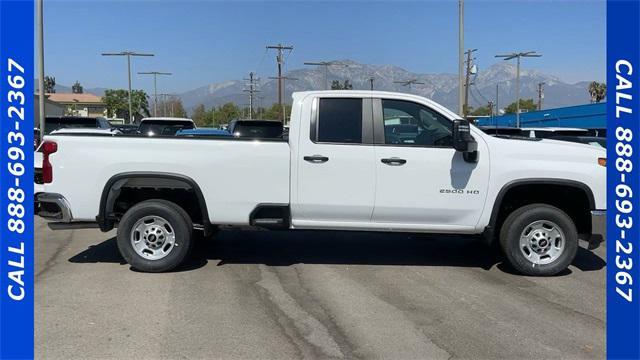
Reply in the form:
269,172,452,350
484,178,595,244
97,171,212,236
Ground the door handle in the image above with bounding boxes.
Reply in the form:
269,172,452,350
304,155,329,163
381,157,407,166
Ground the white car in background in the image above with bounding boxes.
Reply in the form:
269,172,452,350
521,127,590,139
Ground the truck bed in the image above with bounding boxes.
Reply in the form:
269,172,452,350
41,134,291,224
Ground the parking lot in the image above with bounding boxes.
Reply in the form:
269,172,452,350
35,216,605,359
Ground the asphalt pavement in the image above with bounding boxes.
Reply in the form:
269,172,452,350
35,217,606,359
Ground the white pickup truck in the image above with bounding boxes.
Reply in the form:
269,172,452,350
35,91,606,275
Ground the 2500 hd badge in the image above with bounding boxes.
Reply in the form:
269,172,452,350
440,189,480,195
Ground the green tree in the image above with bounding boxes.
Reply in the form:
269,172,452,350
470,105,492,116
72,81,83,94
44,76,56,93
331,80,353,90
263,103,292,121
213,102,241,125
588,81,607,103
103,89,150,121
191,104,208,126
504,98,537,114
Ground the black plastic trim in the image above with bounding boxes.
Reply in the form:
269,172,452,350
249,203,290,229
97,172,213,236
484,178,596,243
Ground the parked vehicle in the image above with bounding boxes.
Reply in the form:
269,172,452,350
176,128,231,137
228,119,284,138
521,127,590,139
138,117,196,136
113,124,140,135
35,91,606,275
34,128,41,150
479,126,527,137
44,116,112,135
548,135,606,148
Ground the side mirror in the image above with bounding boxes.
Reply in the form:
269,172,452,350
452,119,478,162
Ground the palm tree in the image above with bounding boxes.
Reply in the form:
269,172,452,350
588,81,607,103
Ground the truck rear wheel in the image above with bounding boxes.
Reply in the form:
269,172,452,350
117,200,193,272
499,204,578,276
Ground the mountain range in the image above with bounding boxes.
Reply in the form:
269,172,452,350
50,60,597,114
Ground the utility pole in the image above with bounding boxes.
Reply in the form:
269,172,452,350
537,82,545,110
368,76,375,90
495,83,499,116
303,61,348,90
257,96,265,118
37,0,45,141
243,72,260,119
269,76,297,124
495,51,542,127
458,0,465,116
394,79,425,92
102,51,154,124
157,93,177,117
138,71,172,117
266,44,293,122
463,48,477,117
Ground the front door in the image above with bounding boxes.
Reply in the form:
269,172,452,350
372,98,489,230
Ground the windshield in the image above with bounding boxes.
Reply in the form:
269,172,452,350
44,118,99,135
139,120,195,136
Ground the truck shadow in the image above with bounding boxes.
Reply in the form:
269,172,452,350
68,229,606,275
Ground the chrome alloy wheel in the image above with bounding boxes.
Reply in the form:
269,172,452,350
130,216,176,260
519,220,566,265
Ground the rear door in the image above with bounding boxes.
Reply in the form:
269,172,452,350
293,97,376,225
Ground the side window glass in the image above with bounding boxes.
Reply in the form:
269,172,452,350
382,99,452,147
317,98,362,143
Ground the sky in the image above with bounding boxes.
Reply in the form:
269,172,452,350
42,0,605,94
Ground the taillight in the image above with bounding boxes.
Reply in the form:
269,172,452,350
41,141,57,184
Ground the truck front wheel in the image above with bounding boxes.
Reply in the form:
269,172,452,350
499,204,578,276
117,200,193,272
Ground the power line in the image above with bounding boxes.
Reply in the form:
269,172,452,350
394,79,425,92
495,51,542,127
138,71,172,117
266,44,294,122
243,72,260,119
537,82,545,110
303,61,349,90
463,48,477,117
368,76,375,90
101,51,154,123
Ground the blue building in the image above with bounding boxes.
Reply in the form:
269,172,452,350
475,103,606,129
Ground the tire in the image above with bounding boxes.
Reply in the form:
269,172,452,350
117,199,193,272
499,204,578,276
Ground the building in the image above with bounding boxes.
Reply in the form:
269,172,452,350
46,92,107,117
476,103,606,129
34,94,65,121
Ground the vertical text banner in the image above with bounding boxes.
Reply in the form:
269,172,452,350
607,0,640,359
0,0,35,358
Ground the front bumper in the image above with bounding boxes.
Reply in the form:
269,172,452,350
588,210,606,250
36,193,72,222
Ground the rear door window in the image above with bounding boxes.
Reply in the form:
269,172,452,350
316,98,363,143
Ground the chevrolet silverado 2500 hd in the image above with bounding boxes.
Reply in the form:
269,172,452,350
35,91,606,275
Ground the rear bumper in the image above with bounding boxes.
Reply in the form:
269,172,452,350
36,193,72,222
588,210,606,250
